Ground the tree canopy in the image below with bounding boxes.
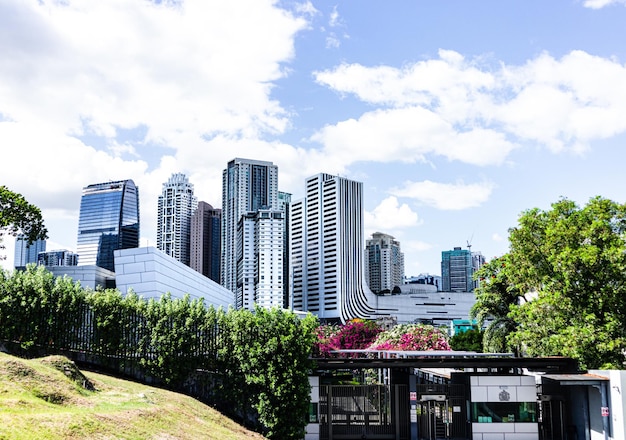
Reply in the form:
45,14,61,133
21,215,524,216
472,196,626,369
0,186,48,245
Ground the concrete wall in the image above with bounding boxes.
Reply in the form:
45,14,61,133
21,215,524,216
114,247,234,308
47,265,115,290
470,375,538,440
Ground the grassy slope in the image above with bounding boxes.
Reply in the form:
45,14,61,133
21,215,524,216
0,352,266,440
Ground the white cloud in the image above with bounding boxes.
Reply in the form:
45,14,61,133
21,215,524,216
583,0,626,8
312,107,517,167
329,6,341,27
364,196,421,234
313,49,626,161
390,180,495,210
491,233,505,242
0,0,313,246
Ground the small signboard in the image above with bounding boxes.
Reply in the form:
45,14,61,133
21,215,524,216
410,392,417,401
602,407,610,417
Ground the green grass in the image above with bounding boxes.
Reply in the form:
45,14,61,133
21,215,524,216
0,352,266,440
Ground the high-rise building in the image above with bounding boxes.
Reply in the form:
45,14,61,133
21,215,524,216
157,173,197,266
190,201,221,283
38,250,78,267
290,173,377,323
365,232,405,293
238,209,285,309
278,191,291,307
14,233,46,269
471,251,486,290
76,179,139,272
221,158,281,309
441,247,475,292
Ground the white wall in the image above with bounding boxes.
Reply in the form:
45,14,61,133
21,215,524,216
470,375,538,440
114,247,234,308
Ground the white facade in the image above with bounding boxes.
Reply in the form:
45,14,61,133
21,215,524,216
237,210,285,310
290,173,378,323
221,158,280,308
46,265,115,290
157,173,197,266
373,289,476,325
114,247,233,307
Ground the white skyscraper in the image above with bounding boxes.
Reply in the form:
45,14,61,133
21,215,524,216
290,173,377,323
221,158,283,310
157,173,197,266
238,209,284,309
365,232,405,294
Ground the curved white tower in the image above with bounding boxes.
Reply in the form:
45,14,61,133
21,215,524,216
290,173,378,323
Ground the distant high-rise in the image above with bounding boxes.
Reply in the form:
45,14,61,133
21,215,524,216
190,201,221,283
157,173,197,266
441,247,475,292
365,232,405,293
221,158,281,309
471,251,486,290
38,250,78,267
76,179,139,272
290,173,377,323
14,233,46,269
278,191,292,308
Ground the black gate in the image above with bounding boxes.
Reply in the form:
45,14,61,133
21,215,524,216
320,384,409,440
415,384,468,440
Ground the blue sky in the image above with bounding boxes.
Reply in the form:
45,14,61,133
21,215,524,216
2,0,626,276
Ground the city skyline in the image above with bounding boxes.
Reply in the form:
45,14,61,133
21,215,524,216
3,1,626,275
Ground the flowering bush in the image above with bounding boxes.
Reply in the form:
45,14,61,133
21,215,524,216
313,324,341,357
370,324,451,351
313,319,382,357
314,321,450,357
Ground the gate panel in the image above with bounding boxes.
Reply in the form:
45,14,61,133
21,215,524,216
320,384,408,440
416,384,468,440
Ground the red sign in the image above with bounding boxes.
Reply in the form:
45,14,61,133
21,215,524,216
410,392,417,401
601,407,610,417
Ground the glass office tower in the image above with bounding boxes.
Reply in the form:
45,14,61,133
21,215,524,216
76,180,140,271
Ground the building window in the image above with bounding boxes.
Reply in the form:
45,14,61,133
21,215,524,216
471,402,537,423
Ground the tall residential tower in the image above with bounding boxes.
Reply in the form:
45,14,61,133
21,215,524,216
157,173,197,266
221,158,284,310
76,179,139,271
364,232,405,293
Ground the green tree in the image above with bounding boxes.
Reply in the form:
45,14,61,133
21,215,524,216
472,197,626,369
218,306,318,439
471,255,521,353
449,328,484,352
0,186,48,245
